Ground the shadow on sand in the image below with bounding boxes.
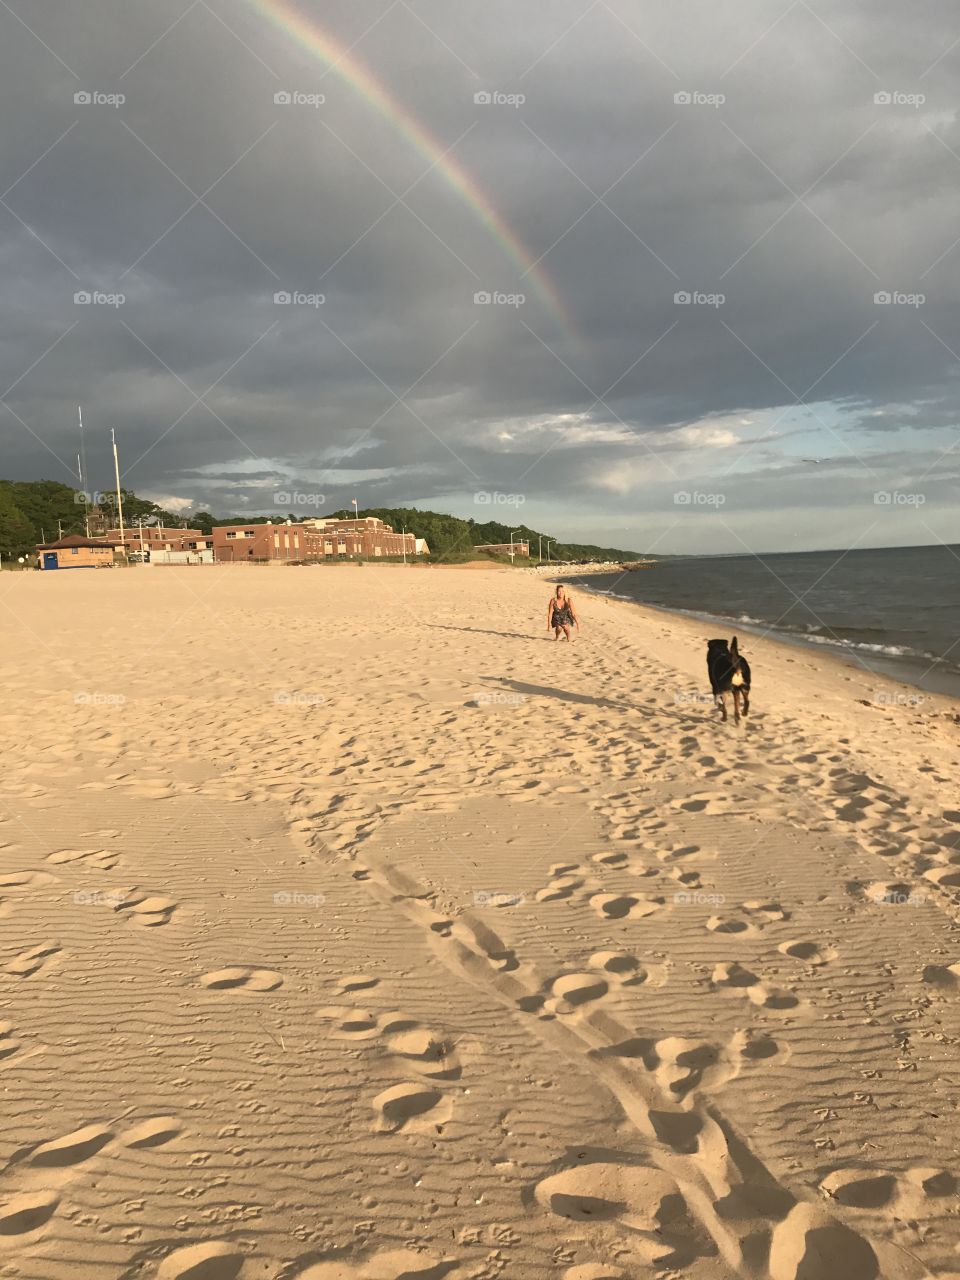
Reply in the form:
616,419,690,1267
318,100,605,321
428,623,547,642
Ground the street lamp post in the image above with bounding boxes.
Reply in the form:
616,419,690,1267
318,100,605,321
402,524,407,566
510,530,521,564
545,538,555,562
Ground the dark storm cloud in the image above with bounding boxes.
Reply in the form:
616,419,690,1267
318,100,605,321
1,0,959,550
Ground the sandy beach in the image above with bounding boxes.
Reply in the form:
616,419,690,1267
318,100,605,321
1,564,959,1280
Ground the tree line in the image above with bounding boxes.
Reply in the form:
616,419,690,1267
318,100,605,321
0,482,642,563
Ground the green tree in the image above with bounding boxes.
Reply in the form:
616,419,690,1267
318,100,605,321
0,486,36,558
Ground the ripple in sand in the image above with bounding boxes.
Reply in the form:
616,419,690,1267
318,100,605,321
199,967,283,992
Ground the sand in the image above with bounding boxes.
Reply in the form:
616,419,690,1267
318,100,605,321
0,563,958,1280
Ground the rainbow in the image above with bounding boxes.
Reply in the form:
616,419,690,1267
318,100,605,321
245,0,570,325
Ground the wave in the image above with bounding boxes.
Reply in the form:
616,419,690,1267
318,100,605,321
571,583,958,675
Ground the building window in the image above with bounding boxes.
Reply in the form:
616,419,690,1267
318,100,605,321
71,547,78,555
243,530,255,539
226,531,237,539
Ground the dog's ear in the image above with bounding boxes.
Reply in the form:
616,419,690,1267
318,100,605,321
730,636,739,657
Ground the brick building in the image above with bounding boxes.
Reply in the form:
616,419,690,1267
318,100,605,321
213,517,422,562
105,525,206,553
300,517,421,558
213,522,311,562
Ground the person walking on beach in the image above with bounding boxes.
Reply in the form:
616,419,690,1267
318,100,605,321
547,584,580,641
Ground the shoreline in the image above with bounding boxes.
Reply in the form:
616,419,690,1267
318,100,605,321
564,572,960,703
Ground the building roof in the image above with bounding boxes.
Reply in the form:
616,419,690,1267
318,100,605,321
36,534,119,550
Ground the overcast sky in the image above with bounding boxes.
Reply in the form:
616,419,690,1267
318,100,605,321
1,0,958,553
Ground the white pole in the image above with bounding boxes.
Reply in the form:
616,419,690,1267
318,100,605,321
402,525,407,565
111,428,125,555
78,406,90,537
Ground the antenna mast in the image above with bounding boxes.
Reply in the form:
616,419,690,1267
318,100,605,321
111,428,125,554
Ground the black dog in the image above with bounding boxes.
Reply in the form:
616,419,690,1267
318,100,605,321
707,636,751,724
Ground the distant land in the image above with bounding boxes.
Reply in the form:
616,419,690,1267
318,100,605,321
0,480,644,563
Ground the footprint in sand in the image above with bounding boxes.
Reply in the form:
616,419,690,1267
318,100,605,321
47,848,120,871
592,851,629,868
294,1250,458,1279
711,962,801,1012
110,889,178,928
385,1028,462,1081
588,951,649,986
905,1167,957,1198
548,974,610,1012
318,1009,462,1082
921,961,960,989
597,1033,734,1098
768,1202,877,1279
863,880,927,909
671,868,702,889
372,1082,451,1133
648,1036,735,1099
589,892,665,921
534,1158,691,1265
317,1007,382,1040
5,943,61,979
742,900,790,924
820,1168,897,1208
591,852,656,878
778,939,836,966
710,962,759,990
27,1123,113,1168
648,840,707,864
199,967,283,992
924,865,960,890
0,871,58,891
535,873,585,903
0,1190,59,1238
517,974,611,1019
121,1117,183,1149
157,1241,244,1280
733,1030,785,1063
670,792,733,815
705,914,757,937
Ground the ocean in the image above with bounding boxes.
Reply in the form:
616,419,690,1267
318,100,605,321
566,544,960,699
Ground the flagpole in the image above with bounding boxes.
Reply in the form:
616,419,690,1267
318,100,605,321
78,406,90,536
111,428,126,555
